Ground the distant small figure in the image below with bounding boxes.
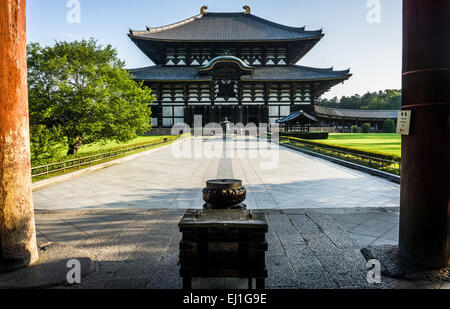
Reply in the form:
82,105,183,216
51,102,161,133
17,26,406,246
221,117,231,139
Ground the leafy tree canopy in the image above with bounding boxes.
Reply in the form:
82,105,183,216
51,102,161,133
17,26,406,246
28,38,154,155
317,90,401,111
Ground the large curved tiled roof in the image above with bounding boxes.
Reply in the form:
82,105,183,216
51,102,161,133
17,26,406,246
128,65,351,82
129,13,323,41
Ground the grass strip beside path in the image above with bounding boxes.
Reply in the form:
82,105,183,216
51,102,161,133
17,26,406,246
311,133,401,156
32,134,189,182
280,135,401,175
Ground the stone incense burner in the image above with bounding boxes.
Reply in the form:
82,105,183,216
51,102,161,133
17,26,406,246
202,179,247,209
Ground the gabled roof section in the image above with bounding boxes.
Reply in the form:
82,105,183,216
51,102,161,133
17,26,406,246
279,111,318,124
199,56,254,75
129,12,323,42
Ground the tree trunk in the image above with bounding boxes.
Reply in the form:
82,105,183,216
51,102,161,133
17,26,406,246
67,136,83,155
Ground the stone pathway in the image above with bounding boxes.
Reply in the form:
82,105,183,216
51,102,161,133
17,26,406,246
331,208,400,247
4,136,439,289
33,136,400,211
0,208,443,289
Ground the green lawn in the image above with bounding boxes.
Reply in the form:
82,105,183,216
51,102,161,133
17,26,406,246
311,133,401,156
58,135,170,157
32,134,181,182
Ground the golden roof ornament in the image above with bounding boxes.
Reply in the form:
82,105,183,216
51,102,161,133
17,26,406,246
243,5,251,15
201,6,208,15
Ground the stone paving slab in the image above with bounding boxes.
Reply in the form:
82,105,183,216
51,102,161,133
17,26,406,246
2,208,446,289
331,208,400,247
0,243,96,288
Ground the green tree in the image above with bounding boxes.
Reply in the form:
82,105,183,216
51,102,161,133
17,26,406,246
383,119,396,133
27,39,154,155
317,90,401,111
362,123,371,133
29,125,64,160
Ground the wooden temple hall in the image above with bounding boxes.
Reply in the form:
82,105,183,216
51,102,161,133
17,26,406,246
128,6,352,128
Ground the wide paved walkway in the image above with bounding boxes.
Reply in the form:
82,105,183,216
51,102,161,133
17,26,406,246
7,137,444,289
2,208,443,289
33,136,399,211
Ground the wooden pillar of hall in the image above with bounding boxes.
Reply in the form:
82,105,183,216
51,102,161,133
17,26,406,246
0,0,39,270
399,0,449,268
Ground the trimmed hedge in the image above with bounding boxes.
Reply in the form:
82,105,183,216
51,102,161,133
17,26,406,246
282,136,401,162
383,119,396,133
279,132,329,140
362,123,371,133
31,135,180,168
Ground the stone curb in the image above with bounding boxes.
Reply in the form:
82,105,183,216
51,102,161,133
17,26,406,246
279,142,401,184
32,138,191,192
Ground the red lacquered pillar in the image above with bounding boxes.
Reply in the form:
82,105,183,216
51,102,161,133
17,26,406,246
0,0,38,269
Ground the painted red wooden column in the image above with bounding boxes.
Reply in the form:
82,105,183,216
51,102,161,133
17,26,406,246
0,0,39,269
399,0,449,268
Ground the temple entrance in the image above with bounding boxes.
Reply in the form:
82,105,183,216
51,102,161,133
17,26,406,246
245,106,261,126
188,105,241,126
187,106,209,126
217,105,238,124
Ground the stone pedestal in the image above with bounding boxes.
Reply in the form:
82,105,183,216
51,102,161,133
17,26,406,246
179,179,267,289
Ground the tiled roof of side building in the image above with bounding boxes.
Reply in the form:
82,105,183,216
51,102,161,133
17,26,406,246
246,66,351,81
129,13,323,42
314,106,399,119
127,65,351,82
279,111,318,123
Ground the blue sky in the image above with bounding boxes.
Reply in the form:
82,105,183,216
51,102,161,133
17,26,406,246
26,0,402,99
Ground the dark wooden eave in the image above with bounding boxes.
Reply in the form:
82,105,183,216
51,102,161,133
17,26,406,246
128,38,323,66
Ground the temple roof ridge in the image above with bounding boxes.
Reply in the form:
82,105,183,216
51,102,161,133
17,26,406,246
134,14,203,35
